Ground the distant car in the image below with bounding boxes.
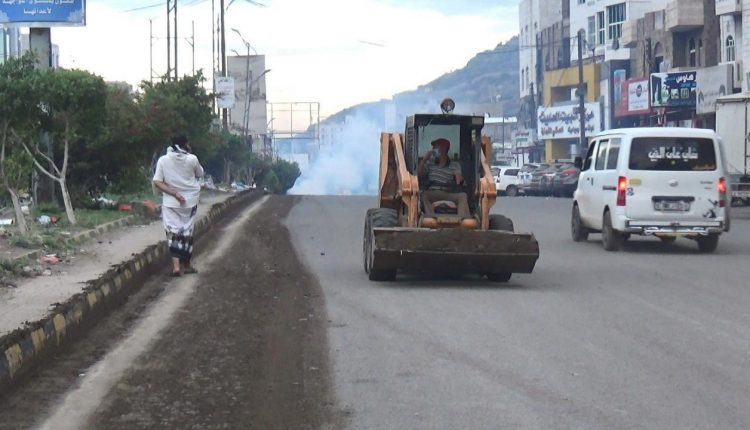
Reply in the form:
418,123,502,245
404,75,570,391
551,163,579,197
517,163,540,194
572,127,729,252
528,164,554,195
493,167,521,196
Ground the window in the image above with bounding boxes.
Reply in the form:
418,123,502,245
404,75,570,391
578,0,585,4
505,169,520,176
688,38,696,67
606,139,620,170
583,141,596,171
597,11,605,45
587,16,596,48
521,69,525,89
629,138,717,171
698,39,703,66
526,67,530,88
595,140,609,170
726,35,736,62
654,42,664,72
607,3,626,41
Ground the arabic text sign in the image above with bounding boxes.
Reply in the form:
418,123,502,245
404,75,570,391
537,103,601,140
0,0,85,25
215,77,236,109
650,71,697,108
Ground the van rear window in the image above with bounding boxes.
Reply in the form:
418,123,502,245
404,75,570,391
629,138,717,171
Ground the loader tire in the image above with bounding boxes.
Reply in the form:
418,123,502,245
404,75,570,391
364,208,398,281
489,215,514,232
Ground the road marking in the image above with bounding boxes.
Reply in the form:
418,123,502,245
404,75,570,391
35,196,269,430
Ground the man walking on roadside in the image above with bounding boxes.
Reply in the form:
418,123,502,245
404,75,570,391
152,135,204,277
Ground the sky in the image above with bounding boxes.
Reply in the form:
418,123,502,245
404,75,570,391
49,0,520,117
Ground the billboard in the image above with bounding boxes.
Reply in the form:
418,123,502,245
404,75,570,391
650,71,697,108
215,77,236,109
537,103,601,140
0,0,86,26
696,64,732,114
615,78,651,117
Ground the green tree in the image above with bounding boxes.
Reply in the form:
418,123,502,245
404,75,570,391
0,55,38,235
18,69,107,225
138,73,214,173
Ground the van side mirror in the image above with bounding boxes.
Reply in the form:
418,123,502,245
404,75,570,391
574,156,583,170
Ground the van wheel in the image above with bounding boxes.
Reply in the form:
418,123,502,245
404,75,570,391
697,234,720,253
506,185,518,197
571,205,589,242
487,272,512,282
602,211,623,251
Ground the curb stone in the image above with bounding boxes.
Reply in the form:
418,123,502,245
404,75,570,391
0,190,261,392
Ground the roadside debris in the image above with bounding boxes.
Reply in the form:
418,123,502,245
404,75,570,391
40,254,61,265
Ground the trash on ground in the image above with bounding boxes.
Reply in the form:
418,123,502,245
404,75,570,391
0,218,14,226
118,203,133,212
40,254,61,265
38,215,51,225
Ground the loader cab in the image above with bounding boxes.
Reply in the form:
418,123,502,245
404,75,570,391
404,114,486,210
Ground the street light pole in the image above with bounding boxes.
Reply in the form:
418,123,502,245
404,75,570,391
220,0,228,129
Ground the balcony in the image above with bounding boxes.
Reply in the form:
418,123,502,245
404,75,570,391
716,0,742,15
666,0,704,32
620,19,638,48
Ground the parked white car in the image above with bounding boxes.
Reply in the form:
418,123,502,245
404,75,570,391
492,167,521,196
571,128,729,252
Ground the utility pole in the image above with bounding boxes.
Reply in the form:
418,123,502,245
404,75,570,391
149,19,153,83
577,29,586,152
174,0,178,80
191,20,195,75
221,0,228,129
166,0,171,81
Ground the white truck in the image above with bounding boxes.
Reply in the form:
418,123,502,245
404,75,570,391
715,94,750,204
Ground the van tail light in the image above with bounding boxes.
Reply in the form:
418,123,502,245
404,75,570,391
718,177,727,207
617,176,628,206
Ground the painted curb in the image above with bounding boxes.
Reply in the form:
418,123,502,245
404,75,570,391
0,190,261,392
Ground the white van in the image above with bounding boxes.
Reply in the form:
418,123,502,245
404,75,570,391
571,128,729,252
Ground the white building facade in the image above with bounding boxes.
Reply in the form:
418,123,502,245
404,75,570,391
518,0,565,99
715,0,744,90
569,0,668,63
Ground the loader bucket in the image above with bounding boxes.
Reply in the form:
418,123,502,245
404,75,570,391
370,227,540,275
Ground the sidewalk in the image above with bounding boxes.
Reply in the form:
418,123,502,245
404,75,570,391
0,191,233,337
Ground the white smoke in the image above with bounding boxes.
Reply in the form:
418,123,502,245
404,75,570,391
290,114,383,195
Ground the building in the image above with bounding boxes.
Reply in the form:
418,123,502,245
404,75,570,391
0,26,22,63
538,63,602,161
617,0,723,128
17,33,60,68
518,0,569,161
227,55,268,153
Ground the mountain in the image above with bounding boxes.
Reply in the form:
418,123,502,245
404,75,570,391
322,36,520,127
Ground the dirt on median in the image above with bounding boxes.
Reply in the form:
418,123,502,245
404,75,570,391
0,196,341,430
88,195,341,429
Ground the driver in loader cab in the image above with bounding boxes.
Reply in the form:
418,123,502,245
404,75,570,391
418,138,470,219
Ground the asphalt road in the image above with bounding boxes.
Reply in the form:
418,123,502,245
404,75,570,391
4,195,750,429
287,196,750,429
